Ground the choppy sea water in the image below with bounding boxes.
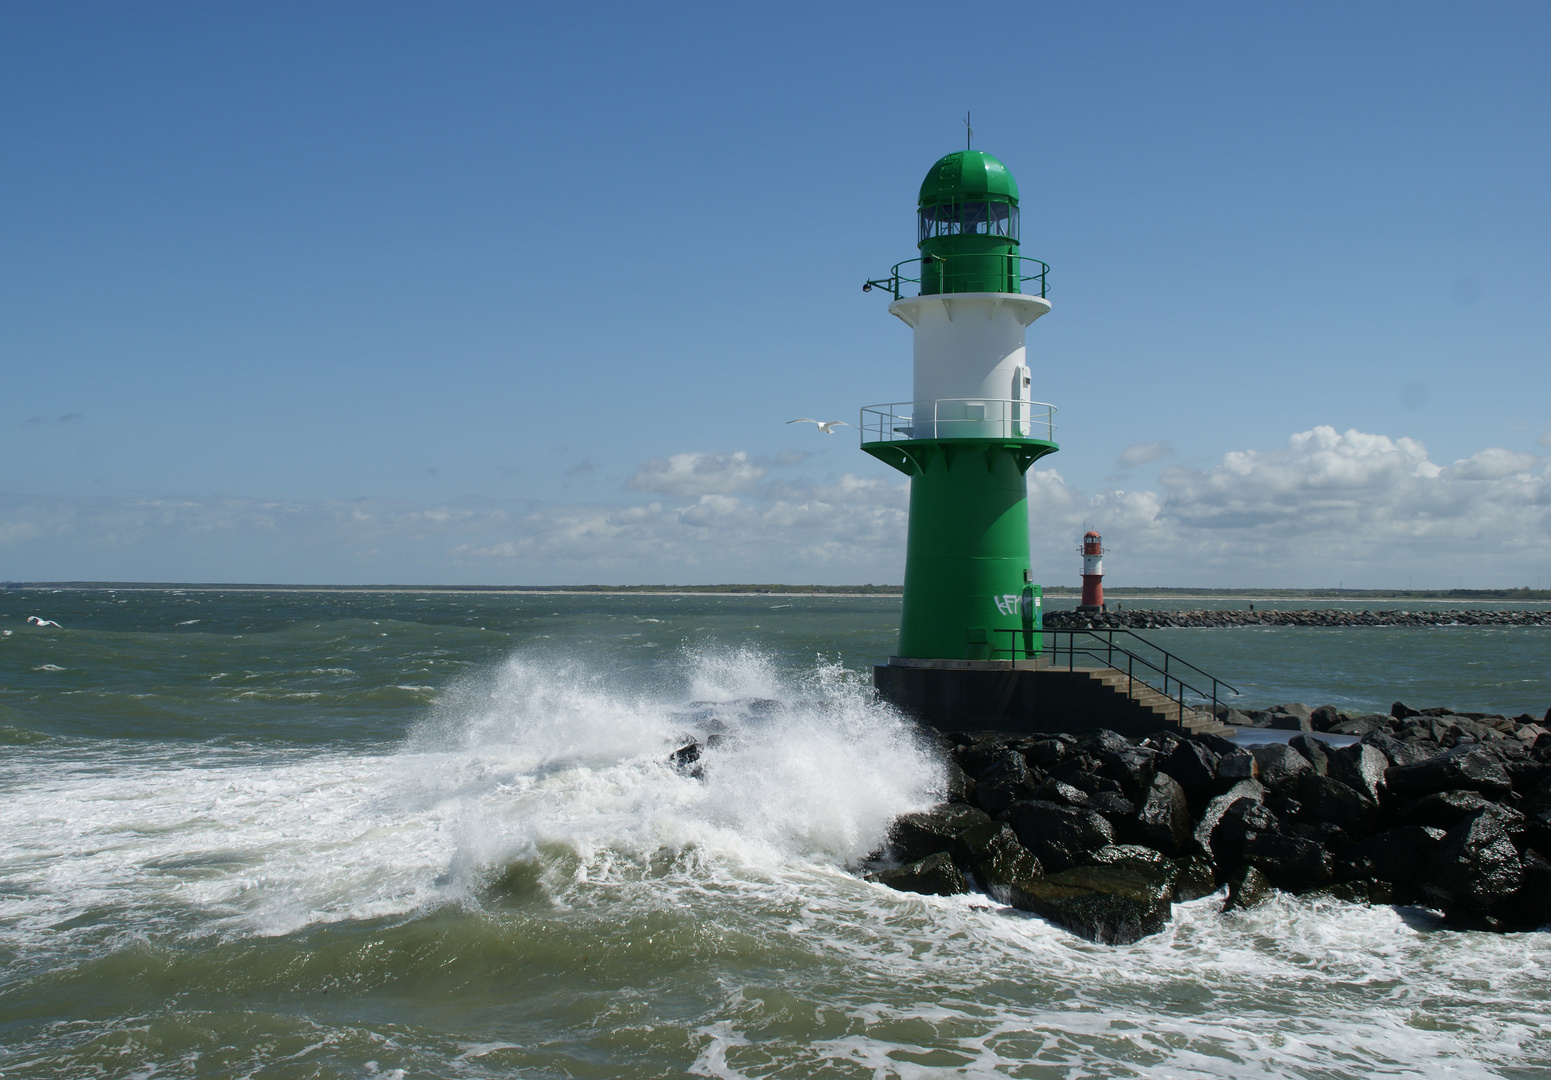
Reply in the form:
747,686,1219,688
2,589,1549,1079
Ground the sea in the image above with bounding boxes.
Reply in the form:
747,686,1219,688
2,588,1549,1079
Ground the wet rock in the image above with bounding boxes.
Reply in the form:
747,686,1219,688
974,750,1037,818
1251,744,1313,797
1208,798,1279,865
1171,854,1219,901
1327,743,1389,803
1288,735,1331,776
1215,748,1259,786
1158,739,1218,792
941,758,975,805
889,804,992,863
1337,826,1446,884
872,852,968,897
1006,799,1115,873
670,741,703,775
1392,701,1421,720
1020,735,1072,770
1101,746,1158,799
1269,704,1315,731
1309,705,1342,732
1296,772,1377,831
949,822,1041,903
1422,809,1523,914
1385,745,1513,801
1241,830,1334,888
1361,731,1435,768
1507,760,1551,796
1192,779,1266,859
1328,714,1388,737
1009,846,1175,944
1077,729,1132,758
1137,772,1192,855
1088,791,1138,832
1223,865,1274,911
1032,776,1091,808
1513,850,1551,928
1395,789,1496,831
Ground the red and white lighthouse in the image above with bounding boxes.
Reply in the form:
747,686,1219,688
1079,531,1105,612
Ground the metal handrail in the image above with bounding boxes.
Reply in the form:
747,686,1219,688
860,398,1057,443
989,626,1241,724
864,254,1050,301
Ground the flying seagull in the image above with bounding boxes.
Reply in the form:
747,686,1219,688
26,616,61,627
787,418,851,434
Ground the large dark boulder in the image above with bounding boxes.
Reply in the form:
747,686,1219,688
1395,789,1497,831
1032,775,1091,808
1241,830,1334,888
1222,864,1275,911
1020,735,1072,770
1309,704,1342,732
974,750,1037,818
1289,735,1331,775
1006,799,1115,872
949,821,1041,903
1192,779,1267,859
1088,791,1138,833
1009,845,1175,944
1385,745,1513,801
1077,729,1133,758
1421,809,1523,914
1296,771,1378,831
1251,744,1313,796
889,804,992,863
872,852,968,896
1362,731,1435,767
1101,746,1158,799
1171,854,1219,901
940,758,975,805
1328,713,1388,737
1328,742,1389,803
1214,748,1259,786
1158,739,1218,792
1268,703,1315,731
1208,798,1279,865
1337,825,1446,884
1137,772,1192,855
1513,850,1551,928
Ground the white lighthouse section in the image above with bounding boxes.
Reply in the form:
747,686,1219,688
888,292,1052,439
1084,551,1103,576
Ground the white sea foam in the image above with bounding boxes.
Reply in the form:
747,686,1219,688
3,645,1550,1077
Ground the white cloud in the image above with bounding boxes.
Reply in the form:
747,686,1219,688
1448,448,1538,481
625,451,764,497
2,428,1546,587
1117,440,1174,469
1539,430,1551,449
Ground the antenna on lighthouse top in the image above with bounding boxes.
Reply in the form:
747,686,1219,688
964,111,973,149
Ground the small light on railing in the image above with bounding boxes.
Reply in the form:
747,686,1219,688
862,283,872,292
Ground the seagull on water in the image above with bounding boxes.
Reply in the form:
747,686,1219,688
26,616,61,627
787,418,851,434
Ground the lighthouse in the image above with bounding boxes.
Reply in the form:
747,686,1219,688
860,148,1058,675
1079,531,1105,612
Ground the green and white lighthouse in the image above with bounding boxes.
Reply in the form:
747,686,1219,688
862,149,1058,669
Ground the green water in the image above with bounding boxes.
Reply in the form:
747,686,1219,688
2,589,1549,1078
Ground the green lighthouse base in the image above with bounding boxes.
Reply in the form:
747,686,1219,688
863,436,1057,662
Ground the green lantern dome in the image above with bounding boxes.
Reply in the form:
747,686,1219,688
914,149,1023,295
918,150,1020,208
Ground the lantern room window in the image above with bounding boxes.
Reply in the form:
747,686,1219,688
918,201,1019,243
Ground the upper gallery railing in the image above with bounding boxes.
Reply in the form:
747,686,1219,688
860,398,1057,443
863,253,1050,301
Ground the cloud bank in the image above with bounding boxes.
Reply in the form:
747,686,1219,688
1,426,1546,587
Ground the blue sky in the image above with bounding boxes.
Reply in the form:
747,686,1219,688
3,1,1548,587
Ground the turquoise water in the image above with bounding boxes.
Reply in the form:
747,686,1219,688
3,589,1549,1078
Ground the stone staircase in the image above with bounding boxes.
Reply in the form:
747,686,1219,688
1084,667,1231,736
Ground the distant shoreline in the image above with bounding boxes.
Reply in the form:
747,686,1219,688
5,582,1549,602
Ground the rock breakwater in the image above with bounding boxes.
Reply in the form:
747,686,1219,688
1044,608,1551,629
861,702,1551,943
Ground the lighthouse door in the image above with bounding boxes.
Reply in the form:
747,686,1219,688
1012,364,1031,436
